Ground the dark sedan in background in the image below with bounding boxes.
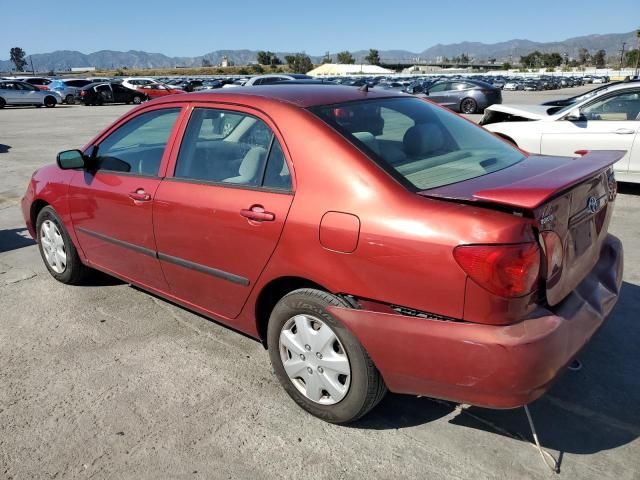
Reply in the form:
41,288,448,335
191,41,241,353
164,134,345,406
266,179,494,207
80,82,147,106
417,79,501,113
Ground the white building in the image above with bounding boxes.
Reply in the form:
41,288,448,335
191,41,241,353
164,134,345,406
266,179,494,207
307,63,395,76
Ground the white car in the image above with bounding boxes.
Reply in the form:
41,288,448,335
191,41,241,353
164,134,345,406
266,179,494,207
120,77,159,90
481,82,640,183
0,80,62,108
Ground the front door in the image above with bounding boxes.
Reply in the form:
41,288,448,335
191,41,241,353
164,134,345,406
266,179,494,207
68,106,183,291
541,88,640,174
153,106,294,319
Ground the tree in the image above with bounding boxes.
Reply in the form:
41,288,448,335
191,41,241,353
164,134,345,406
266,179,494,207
624,49,639,68
256,51,281,66
285,53,313,73
365,49,380,66
541,52,563,68
336,51,355,64
10,47,27,72
201,58,212,67
502,62,512,70
578,48,590,65
593,49,606,68
321,52,332,64
251,64,264,74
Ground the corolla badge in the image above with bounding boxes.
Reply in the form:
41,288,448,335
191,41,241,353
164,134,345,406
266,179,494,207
587,196,599,214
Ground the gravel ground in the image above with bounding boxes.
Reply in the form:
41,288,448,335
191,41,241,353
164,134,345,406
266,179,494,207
1,85,639,479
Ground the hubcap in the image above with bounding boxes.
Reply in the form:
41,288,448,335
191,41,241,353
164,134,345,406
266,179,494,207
279,314,351,405
40,220,67,274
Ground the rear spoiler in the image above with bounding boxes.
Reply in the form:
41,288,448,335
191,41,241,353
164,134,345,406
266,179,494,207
420,150,625,210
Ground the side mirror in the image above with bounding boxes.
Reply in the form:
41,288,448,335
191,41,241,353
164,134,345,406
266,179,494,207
56,149,86,169
565,108,584,121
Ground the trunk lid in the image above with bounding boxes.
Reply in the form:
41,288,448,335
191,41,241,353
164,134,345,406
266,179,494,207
420,151,623,305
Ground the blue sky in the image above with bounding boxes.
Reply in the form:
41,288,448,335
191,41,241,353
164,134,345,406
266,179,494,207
2,0,638,58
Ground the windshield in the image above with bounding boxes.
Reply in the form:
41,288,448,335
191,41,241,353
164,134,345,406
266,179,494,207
310,97,525,190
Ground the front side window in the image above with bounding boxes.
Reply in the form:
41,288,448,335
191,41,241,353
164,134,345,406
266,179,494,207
311,97,524,191
428,82,451,93
94,108,180,176
581,90,640,121
174,108,291,190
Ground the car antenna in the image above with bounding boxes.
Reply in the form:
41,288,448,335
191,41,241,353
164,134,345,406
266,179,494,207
359,84,369,92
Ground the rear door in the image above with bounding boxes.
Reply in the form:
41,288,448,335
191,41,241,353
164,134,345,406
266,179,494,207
153,105,295,319
541,88,640,173
68,105,184,290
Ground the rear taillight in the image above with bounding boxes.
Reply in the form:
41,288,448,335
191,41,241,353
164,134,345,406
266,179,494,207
80,90,85,96
454,243,540,298
540,231,564,280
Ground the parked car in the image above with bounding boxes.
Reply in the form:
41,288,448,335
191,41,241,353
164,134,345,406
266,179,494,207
16,77,52,90
80,82,147,105
0,80,61,108
540,80,638,107
243,74,312,86
135,84,186,99
49,79,93,104
481,82,640,183
417,79,502,113
120,77,160,90
21,85,623,423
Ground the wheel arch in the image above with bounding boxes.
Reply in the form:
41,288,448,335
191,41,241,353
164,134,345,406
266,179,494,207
494,132,518,147
31,199,50,236
255,276,331,347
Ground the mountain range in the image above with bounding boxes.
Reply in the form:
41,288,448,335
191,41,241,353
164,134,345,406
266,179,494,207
1,31,637,72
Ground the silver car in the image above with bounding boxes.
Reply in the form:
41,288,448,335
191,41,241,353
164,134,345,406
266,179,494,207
0,80,61,108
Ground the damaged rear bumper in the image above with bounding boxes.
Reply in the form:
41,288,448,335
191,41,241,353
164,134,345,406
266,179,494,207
328,234,623,409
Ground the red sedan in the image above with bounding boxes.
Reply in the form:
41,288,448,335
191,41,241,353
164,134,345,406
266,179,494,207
136,83,186,99
21,85,623,423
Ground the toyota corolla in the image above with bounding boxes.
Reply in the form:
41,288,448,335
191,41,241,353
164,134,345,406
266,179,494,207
21,85,623,423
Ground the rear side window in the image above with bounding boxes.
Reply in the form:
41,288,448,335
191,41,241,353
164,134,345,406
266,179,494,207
94,108,180,176
174,108,291,190
310,97,524,191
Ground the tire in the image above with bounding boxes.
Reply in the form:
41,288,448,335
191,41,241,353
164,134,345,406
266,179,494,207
0,98,5,108
267,288,386,424
132,95,142,105
44,96,56,108
460,97,477,114
36,206,88,284
65,94,76,105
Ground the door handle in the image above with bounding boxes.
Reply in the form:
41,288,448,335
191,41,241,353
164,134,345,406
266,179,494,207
240,205,275,222
128,189,151,202
614,128,636,135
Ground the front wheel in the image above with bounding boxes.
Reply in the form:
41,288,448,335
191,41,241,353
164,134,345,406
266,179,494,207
267,289,386,424
65,94,76,105
460,97,477,114
36,206,88,284
44,96,57,108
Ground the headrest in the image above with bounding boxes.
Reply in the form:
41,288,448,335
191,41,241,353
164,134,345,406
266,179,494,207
352,131,381,155
403,123,445,157
239,147,266,177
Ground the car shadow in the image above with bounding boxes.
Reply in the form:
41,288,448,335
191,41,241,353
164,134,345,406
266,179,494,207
351,281,640,457
0,227,36,253
0,144,10,154
618,182,640,196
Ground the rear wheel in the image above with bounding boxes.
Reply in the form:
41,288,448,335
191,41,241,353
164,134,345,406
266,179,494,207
44,96,56,108
0,98,5,108
460,97,477,114
36,206,88,284
65,94,75,105
267,288,386,423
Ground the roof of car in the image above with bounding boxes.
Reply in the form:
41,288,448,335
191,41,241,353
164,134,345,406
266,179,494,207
151,84,406,108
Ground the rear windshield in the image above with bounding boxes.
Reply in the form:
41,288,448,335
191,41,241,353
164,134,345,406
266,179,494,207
310,97,524,190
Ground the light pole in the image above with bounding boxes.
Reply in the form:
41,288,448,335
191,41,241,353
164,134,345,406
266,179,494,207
635,29,640,77
619,42,626,71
